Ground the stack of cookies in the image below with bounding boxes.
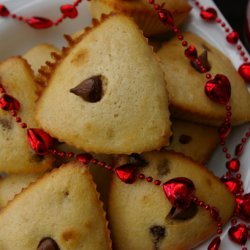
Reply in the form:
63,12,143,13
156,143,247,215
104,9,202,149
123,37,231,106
0,1,250,249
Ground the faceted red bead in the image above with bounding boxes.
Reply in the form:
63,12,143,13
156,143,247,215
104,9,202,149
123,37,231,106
204,74,231,105
238,63,250,82
221,177,241,194
115,164,137,184
157,9,174,27
163,177,195,209
226,158,240,172
60,4,78,18
210,207,220,221
27,17,53,29
208,236,221,250
27,129,54,155
235,143,244,157
76,153,93,164
184,46,198,61
218,122,231,140
226,31,239,44
0,4,9,17
235,194,250,222
0,94,20,111
228,223,248,245
200,8,217,21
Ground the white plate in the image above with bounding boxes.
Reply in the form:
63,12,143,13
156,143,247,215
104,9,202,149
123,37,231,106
0,0,249,249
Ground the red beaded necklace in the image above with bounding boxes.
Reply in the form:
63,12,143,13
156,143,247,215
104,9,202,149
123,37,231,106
0,0,250,249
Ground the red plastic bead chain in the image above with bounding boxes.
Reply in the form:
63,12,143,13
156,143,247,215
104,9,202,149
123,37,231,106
0,0,82,29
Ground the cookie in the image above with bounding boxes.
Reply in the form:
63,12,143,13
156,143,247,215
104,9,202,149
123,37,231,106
0,173,39,208
0,162,112,250
89,0,191,37
36,14,171,154
109,151,235,250
157,32,250,125
23,43,59,75
0,57,53,173
167,119,219,164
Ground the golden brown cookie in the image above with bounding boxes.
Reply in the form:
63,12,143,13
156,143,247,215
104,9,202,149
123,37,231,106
0,162,112,250
157,32,250,126
36,14,171,154
0,57,53,173
109,151,235,250
89,0,191,37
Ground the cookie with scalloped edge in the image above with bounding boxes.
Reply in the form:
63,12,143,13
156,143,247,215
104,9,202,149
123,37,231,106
167,119,219,164
0,162,112,250
109,151,235,250
89,0,191,37
36,14,171,154
157,32,250,126
0,57,53,174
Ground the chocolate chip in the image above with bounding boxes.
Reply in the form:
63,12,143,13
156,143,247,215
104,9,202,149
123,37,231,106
150,225,166,249
179,134,192,144
129,153,148,167
191,50,211,73
167,202,198,220
0,118,12,130
70,75,103,102
37,237,60,250
157,159,171,176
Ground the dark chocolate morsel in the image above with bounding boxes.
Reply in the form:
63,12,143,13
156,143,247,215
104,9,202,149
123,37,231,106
179,134,192,144
70,75,103,103
37,237,60,250
150,225,166,241
0,118,12,130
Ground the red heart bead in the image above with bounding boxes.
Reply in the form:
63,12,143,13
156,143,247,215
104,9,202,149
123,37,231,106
27,129,54,155
115,164,137,184
226,158,240,172
200,8,217,21
228,223,248,245
163,177,195,209
0,4,9,17
208,236,221,250
226,31,239,44
205,74,231,105
27,17,53,29
185,46,198,61
0,94,20,111
238,63,250,82
60,4,78,19
235,193,250,222
221,176,242,195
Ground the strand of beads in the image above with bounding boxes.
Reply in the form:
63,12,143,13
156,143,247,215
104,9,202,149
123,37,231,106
0,0,82,29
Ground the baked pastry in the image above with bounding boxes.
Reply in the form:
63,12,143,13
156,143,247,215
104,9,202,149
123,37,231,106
36,14,171,154
167,119,219,164
0,57,53,174
89,0,191,37
157,32,250,126
109,151,235,250
0,162,112,249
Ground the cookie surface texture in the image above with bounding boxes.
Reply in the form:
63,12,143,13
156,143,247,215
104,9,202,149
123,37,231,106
109,151,235,250
36,14,171,154
0,57,53,173
0,162,111,250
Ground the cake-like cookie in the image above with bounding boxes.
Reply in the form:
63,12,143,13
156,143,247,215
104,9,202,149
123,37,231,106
0,162,112,250
0,57,53,173
0,174,39,208
109,151,235,250
89,0,191,37
167,119,219,164
36,14,171,154
157,32,250,125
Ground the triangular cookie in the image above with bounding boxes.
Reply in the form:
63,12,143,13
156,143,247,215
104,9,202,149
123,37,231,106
109,151,235,250
0,162,111,250
0,57,53,173
36,14,171,154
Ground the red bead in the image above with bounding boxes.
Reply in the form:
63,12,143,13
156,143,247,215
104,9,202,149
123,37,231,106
218,122,231,140
226,158,240,172
226,31,239,44
0,4,9,17
27,17,53,29
239,63,250,82
210,207,220,221
138,173,145,179
200,8,217,21
115,164,137,184
235,143,244,157
235,194,250,222
221,176,242,194
205,74,231,105
182,41,188,47
228,224,248,245
163,177,195,209
60,4,78,18
146,177,153,182
154,180,161,185
208,236,221,250
76,153,93,164
184,45,198,61
98,161,106,167
157,9,174,27
0,94,20,111
67,152,75,158
27,129,54,155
